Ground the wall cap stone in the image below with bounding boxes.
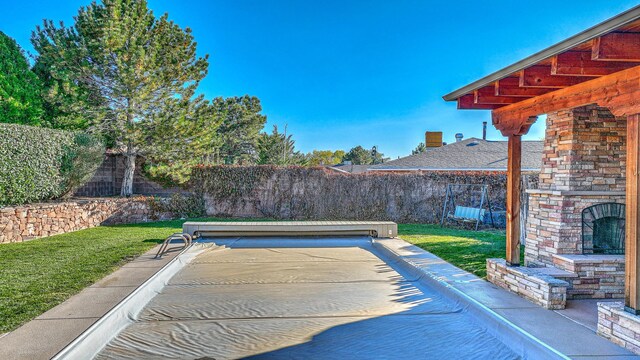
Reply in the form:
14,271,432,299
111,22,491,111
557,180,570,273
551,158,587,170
553,254,625,264
526,189,626,196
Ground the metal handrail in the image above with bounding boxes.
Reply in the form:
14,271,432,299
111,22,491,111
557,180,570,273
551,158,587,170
155,233,193,259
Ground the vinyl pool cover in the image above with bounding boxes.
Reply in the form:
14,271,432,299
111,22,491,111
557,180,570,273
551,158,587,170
91,237,526,359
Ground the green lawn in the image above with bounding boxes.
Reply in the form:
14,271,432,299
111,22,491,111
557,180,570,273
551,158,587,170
399,224,509,278
0,218,508,333
0,219,185,333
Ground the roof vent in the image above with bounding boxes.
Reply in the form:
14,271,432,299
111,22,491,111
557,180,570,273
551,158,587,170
455,133,464,142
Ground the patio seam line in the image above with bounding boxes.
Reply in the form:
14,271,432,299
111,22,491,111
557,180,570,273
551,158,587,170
553,308,597,331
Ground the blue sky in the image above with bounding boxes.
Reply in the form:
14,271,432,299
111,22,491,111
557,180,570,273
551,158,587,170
2,1,639,158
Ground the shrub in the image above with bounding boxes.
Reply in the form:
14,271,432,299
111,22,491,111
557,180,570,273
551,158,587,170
146,193,206,219
0,123,104,205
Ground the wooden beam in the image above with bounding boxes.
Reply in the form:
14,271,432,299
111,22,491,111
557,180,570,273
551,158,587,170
474,87,522,105
506,134,521,266
551,51,638,76
457,94,505,110
627,114,640,314
495,78,556,97
492,65,640,136
520,65,587,88
593,32,640,62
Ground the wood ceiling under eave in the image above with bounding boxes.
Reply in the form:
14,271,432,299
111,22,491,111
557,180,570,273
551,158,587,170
456,20,640,110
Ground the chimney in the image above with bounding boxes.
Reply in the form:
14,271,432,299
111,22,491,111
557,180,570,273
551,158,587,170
455,133,463,142
482,121,487,140
425,131,443,148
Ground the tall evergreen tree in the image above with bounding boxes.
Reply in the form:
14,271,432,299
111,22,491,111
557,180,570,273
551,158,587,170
0,32,43,126
32,0,210,196
214,95,267,165
257,125,306,165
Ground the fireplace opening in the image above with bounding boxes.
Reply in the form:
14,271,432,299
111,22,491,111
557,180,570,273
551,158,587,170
582,203,625,255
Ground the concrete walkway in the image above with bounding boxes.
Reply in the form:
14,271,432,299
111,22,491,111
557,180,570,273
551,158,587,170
376,238,640,359
0,244,181,360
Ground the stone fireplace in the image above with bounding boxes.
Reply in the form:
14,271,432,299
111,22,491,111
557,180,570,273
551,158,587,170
525,105,626,299
487,105,628,307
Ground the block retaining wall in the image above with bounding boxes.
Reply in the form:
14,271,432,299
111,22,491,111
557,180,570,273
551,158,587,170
552,255,625,299
486,258,568,310
598,302,640,355
0,197,173,244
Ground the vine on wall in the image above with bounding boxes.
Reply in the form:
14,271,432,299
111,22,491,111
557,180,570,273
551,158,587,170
190,166,539,224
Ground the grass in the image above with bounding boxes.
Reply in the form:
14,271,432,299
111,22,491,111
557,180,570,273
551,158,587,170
398,224,512,278
0,218,508,333
0,219,187,333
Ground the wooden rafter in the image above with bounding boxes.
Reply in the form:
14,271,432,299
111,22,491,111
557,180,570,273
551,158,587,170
551,51,639,76
492,65,640,136
457,94,504,110
474,87,521,105
520,65,587,88
593,32,640,61
495,77,556,97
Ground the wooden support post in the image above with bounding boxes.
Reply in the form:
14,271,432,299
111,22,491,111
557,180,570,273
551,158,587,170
506,134,522,266
626,114,640,314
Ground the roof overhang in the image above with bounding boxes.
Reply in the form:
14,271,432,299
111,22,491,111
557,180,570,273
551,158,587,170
442,5,640,136
443,5,640,102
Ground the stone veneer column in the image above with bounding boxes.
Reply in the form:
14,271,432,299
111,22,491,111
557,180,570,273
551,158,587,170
525,105,626,266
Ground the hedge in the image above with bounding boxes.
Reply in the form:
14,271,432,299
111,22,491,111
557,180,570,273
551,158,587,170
0,123,104,206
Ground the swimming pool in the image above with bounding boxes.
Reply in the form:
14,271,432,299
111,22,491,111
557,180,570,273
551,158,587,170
58,237,565,359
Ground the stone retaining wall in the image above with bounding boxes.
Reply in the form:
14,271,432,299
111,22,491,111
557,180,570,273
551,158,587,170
598,302,640,354
0,197,173,243
486,258,568,309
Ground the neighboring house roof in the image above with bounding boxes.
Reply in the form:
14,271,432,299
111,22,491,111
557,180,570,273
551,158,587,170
368,138,543,171
329,164,372,174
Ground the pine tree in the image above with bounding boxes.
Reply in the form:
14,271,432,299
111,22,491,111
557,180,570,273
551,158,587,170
0,32,43,126
257,125,306,165
214,96,267,165
412,142,427,155
32,0,210,195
